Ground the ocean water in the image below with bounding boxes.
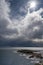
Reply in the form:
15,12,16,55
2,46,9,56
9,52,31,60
0,47,43,65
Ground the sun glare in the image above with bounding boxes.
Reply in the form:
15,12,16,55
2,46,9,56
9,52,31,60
30,1,36,8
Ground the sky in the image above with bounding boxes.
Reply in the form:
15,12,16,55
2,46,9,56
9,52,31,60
0,0,43,47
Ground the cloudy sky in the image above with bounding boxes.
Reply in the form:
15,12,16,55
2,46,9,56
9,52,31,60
0,0,43,47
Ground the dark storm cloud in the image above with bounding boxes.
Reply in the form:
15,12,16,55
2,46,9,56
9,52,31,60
0,0,43,47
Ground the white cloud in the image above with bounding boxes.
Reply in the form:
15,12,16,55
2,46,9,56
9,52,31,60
0,0,10,18
0,0,43,42
0,0,11,34
32,39,43,43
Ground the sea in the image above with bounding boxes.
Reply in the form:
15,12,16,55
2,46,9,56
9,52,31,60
0,47,43,65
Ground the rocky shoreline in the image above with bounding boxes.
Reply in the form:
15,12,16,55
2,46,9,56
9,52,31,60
17,49,43,65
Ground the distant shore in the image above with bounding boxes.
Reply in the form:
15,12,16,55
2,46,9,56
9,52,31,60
0,47,43,50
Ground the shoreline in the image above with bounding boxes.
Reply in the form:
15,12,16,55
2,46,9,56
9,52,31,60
0,47,43,50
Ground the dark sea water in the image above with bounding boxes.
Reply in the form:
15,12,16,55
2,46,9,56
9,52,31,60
0,47,43,65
